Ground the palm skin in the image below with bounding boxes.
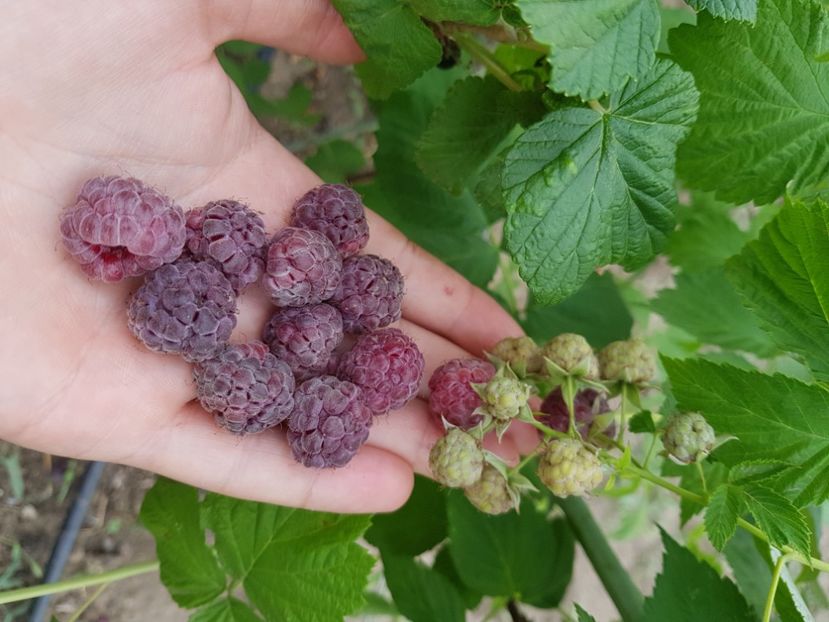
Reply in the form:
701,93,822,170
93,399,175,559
0,0,533,513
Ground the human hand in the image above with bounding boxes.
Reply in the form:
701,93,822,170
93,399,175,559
0,0,534,513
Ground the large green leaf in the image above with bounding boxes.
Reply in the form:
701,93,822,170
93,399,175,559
189,598,262,622
705,484,744,551
305,140,366,184
382,554,467,622
685,0,757,21
665,358,829,507
518,0,660,99
741,485,811,559
410,0,501,24
727,199,829,381
671,0,829,204
139,479,226,608
503,59,698,303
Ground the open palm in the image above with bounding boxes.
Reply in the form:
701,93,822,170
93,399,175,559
0,0,531,513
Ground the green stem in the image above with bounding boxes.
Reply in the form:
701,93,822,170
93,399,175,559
66,583,108,622
737,518,829,573
0,560,159,605
618,386,628,445
526,416,555,438
762,553,789,622
454,33,523,92
588,100,607,114
557,497,644,622
642,434,658,469
623,464,706,506
514,448,540,472
696,461,708,495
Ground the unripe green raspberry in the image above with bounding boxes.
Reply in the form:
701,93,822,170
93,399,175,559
490,336,542,374
597,339,656,384
541,333,599,379
662,413,715,464
480,376,531,421
463,464,513,514
429,428,484,488
537,438,603,497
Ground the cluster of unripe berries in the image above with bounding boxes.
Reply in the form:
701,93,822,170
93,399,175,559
60,176,424,468
427,333,716,514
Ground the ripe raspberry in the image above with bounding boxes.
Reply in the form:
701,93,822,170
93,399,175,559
290,184,369,258
330,255,404,333
598,339,656,385
464,464,513,515
537,438,603,497
263,304,344,381
540,333,599,379
263,227,342,307
538,388,610,438
127,259,237,362
428,428,484,488
337,328,424,415
489,336,542,374
193,341,295,435
287,376,372,468
60,175,185,282
185,200,267,292
428,359,495,429
478,374,531,422
662,413,715,464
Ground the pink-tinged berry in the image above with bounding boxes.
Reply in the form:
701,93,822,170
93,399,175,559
185,200,267,292
330,255,404,333
337,328,424,415
262,227,342,307
127,259,237,362
287,376,373,468
60,175,185,282
428,359,495,429
262,304,344,381
290,184,369,258
538,388,610,438
193,341,295,435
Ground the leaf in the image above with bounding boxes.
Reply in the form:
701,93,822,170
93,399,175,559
518,0,660,99
727,199,829,381
503,59,698,304
365,475,447,556
305,140,366,184
664,358,829,507
139,479,226,608
742,485,812,558
447,493,574,607
382,554,467,622
628,410,656,433
332,0,441,99
575,604,597,622
522,273,633,348
409,0,501,25
189,598,262,622
685,0,757,21
670,0,829,204
432,546,483,610
202,494,373,622
416,76,543,194
658,8,696,54
642,529,755,621
705,485,745,550
653,269,777,356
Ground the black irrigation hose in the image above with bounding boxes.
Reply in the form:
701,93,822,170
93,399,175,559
27,460,106,622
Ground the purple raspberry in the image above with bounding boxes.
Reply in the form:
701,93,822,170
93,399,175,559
287,376,373,468
185,200,267,292
537,388,611,439
127,259,237,362
290,184,369,258
193,341,295,434
262,227,342,307
329,255,404,333
428,358,495,430
262,304,344,381
337,328,425,415
60,175,185,282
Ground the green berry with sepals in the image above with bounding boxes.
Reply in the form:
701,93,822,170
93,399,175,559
463,464,514,515
537,437,603,497
597,339,656,385
540,333,599,380
488,336,542,376
429,428,484,488
662,412,715,464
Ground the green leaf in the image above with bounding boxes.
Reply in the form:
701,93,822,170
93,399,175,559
382,554,467,622
653,269,777,356
671,0,829,204
658,8,696,54
705,485,745,550
503,59,698,303
447,493,574,607
305,140,366,184
575,604,597,622
628,410,656,433
416,76,543,194
202,494,373,622
365,475,447,556
742,485,812,559
410,0,501,25
664,358,829,507
432,546,483,610
332,0,441,99
685,0,757,21
139,479,226,608
189,598,262,622
522,273,632,348
642,530,755,621
727,199,829,381
518,0,660,99
665,460,728,525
